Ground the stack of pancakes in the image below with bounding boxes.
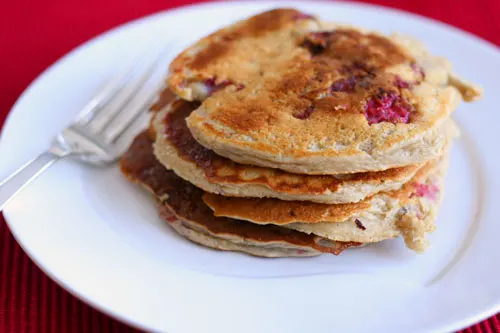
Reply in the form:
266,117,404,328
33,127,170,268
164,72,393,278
120,9,482,257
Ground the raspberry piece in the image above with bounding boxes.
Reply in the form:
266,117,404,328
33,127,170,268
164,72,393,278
302,31,331,55
204,78,233,95
294,105,316,120
394,75,410,89
293,12,315,20
331,76,358,92
411,63,426,80
166,215,177,223
355,219,366,230
364,90,412,124
412,183,439,200
340,61,374,75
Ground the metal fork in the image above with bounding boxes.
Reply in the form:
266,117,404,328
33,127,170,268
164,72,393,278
0,47,172,211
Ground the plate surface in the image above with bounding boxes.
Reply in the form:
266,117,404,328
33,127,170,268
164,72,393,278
1,1,499,332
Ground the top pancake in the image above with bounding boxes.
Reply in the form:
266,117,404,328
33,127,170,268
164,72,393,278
168,8,481,174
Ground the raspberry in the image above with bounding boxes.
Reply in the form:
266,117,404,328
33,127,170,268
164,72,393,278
302,31,331,55
411,63,426,80
364,90,412,124
330,76,358,92
293,12,315,20
355,219,366,230
166,216,177,223
394,75,410,89
294,105,316,119
204,78,234,95
412,183,439,200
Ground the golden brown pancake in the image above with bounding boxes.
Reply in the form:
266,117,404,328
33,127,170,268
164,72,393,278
170,9,480,174
119,131,360,257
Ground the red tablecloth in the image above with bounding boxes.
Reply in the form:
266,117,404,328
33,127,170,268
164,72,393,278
1,0,499,332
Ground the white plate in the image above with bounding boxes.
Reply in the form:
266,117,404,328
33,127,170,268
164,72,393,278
1,1,499,332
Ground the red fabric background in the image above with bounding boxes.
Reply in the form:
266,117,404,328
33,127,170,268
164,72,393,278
0,0,499,332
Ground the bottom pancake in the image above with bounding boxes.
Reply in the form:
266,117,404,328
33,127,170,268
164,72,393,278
120,131,361,257
159,205,331,257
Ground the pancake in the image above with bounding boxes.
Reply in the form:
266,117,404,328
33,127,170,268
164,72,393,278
203,155,449,253
153,93,426,204
176,9,480,174
119,131,361,257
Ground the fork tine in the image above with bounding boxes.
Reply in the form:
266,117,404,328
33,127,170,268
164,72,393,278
104,86,162,143
75,61,135,126
86,45,173,134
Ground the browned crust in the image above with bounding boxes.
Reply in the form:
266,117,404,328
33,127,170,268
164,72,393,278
187,9,310,70
168,8,319,99
202,193,371,224
205,28,416,132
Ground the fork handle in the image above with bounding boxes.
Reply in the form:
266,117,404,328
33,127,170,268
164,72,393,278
0,151,62,211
